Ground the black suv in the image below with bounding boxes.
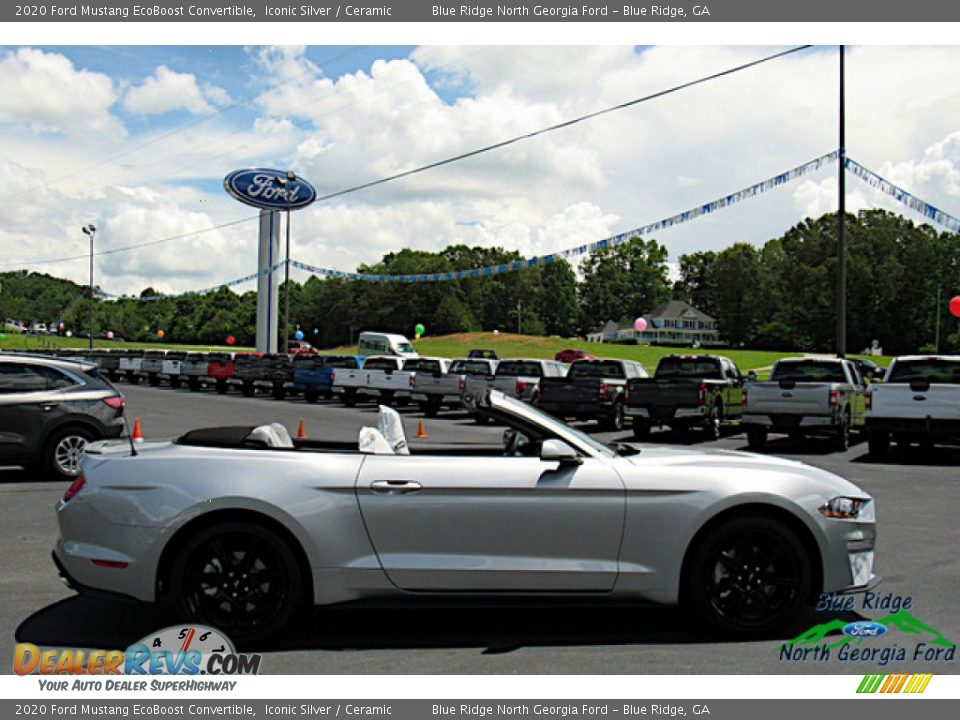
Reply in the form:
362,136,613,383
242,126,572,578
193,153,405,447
0,354,125,479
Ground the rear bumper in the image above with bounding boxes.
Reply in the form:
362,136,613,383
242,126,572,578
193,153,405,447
866,417,960,436
742,413,839,432
626,406,705,421
540,400,615,418
51,550,143,604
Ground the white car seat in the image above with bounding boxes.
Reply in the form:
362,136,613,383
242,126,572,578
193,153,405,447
358,427,394,454
248,422,295,448
378,405,410,455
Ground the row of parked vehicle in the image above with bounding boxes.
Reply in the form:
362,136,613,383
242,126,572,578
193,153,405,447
10,346,959,458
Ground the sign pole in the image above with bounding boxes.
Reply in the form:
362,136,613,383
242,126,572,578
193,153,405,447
837,45,847,358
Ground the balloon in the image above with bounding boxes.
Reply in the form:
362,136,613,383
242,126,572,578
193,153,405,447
0,334,5,340
58,322,65,331
493,329,500,336
106,331,114,340
295,330,305,341
634,317,648,333
415,333,421,340
157,330,165,339
950,295,960,318
414,323,425,336
65,331,72,338
312,327,319,336
226,336,236,346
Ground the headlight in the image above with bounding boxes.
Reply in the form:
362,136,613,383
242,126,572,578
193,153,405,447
819,496,875,521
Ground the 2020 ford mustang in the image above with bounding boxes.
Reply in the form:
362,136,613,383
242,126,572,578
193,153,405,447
54,390,876,643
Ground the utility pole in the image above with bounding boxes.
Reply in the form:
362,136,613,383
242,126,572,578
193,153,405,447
516,299,522,335
935,286,942,352
836,45,847,358
82,224,96,349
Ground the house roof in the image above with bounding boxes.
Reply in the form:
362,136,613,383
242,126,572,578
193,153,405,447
622,300,716,328
587,320,620,335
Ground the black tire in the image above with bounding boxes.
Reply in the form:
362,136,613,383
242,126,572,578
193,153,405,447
215,379,228,394
420,399,441,418
148,374,160,387
168,521,304,645
108,371,120,382
632,418,650,440
683,515,812,637
867,430,890,458
832,412,851,452
44,426,97,480
126,372,140,385
241,382,254,397
602,401,625,432
380,391,395,406
343,389,357,408
272,383,286,401
188,378,200,392
304,389,319,404
746,426,767,451
170,377,181,390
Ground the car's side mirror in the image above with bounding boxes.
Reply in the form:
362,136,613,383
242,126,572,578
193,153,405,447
540,439,582,465
747,371,758,382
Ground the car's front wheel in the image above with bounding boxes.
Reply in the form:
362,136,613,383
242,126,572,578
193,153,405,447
683,515,811,636
169,522,304,645
44,426,97,480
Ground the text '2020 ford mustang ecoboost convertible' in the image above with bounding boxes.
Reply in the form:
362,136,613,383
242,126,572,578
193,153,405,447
53,390,877,643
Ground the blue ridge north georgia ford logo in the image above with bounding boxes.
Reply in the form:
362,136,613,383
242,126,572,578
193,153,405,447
223,168,317,211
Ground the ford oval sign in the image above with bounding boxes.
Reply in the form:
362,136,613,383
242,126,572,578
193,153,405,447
842,621,888,638
224,168,317,211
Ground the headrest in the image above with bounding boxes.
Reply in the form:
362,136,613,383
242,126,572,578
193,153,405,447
247,423,294,448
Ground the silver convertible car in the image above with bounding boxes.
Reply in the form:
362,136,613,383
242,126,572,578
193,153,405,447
54,390,877,643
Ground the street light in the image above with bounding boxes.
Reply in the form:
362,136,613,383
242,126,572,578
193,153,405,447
277,171,296,354
82,224,96,349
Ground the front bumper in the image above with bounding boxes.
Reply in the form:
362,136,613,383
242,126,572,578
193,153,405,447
819,513,879,594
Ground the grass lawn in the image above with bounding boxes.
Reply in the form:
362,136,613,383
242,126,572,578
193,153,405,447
0,334,248,353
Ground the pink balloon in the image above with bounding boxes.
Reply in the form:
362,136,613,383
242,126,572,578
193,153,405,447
493,329,500,336
634,317,648,332
106,331,114,339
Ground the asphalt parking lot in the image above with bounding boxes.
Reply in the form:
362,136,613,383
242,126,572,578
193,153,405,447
3,383,958,674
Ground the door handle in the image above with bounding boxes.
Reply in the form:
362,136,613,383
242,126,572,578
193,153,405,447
370,480,422,494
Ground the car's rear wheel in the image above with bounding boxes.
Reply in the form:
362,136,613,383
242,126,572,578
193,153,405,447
602,401,625,431
169,522,303,644
683,515,811,636
215,379,228,394
272,383,286,400
148,374,160,387
704,400,722,440
343,389,357,407
170,377,181,389
304,389,319,404
832,412,851,451
241,381,254,397
44,426,97,480
631,418,650,440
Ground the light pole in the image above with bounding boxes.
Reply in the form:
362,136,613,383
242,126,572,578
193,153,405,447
836,44,847,358
82,224,96,349
277,171,296,354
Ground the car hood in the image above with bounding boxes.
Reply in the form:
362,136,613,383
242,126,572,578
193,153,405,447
620,445,868,497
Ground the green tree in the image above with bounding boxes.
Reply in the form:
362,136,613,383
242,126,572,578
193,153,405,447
539,259,580,337
579,237,671,326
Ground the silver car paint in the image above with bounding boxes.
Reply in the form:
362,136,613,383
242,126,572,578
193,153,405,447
56,391,875,608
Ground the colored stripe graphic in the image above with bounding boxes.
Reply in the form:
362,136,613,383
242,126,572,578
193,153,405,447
857,673,933,694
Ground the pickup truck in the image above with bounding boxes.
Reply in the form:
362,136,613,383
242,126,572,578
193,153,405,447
264,354,295,399
539,358,648,431
294,354,364,403
161,351,188,388
333,355,409,407
864,355,960,457
232,353,268,396
205,352,235,394
119,351,144,384
408,357,457,416
451,357,500,400
491,358,568,403
625,354,746,440
179,352,211,391
741,357,866,451
141,350,167,386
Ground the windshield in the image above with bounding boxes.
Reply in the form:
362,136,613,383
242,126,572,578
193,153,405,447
496,361,543,377
451,360,494,375
772,361,846,383
396,342,416,354
364,358,399,371
494,393,616,458
323,356,358,369
656,357,723,379
404,358,442,374
888,359,960,384
570,360,625,379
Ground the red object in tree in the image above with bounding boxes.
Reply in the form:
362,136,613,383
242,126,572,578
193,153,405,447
950,295,960,318
226,336,236,345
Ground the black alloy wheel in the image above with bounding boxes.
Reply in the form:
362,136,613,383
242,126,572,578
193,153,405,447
684,516,810,636
170,522,302,644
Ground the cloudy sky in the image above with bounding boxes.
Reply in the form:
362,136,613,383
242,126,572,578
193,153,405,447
1,44,959,296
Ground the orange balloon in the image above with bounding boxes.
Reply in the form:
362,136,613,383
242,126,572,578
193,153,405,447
156,330,165,338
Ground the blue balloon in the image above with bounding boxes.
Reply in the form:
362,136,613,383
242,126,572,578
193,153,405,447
312,328,319,335
295,330,304,341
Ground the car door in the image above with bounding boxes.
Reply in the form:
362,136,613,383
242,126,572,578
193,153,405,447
355,447,626,592
0,363,67,462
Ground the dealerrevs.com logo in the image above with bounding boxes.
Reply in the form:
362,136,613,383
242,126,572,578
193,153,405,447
13,625,261,686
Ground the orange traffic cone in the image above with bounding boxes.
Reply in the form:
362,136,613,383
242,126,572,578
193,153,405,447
131,418,143,443
296,418,307,439
416,418,428,439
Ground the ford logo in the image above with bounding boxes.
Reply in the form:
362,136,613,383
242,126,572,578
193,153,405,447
842,621,887,638
224,168,317,211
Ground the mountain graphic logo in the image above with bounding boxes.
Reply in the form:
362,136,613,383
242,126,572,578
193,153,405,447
787,610,956,651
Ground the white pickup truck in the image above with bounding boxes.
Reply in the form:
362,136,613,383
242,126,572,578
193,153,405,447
332,355,411,407
408,357,457,416
865,355,960,457
492,358,568,403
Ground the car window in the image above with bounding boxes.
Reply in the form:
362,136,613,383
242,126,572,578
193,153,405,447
656,357,723,379
405,359,442,375
496,361,543,377
450,360,494,375
0,364,75,392
323,356,358,369
887,360,960,384
772,361,847,383
365,358,400,371
569,361,626,379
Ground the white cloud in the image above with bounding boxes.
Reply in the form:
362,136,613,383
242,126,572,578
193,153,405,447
124,66,227,116
0,48,122,137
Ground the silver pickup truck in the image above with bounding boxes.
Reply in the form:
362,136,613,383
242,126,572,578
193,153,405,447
492,358,567,403
742,357,867,451
865,355,960,457
333,355,410,406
